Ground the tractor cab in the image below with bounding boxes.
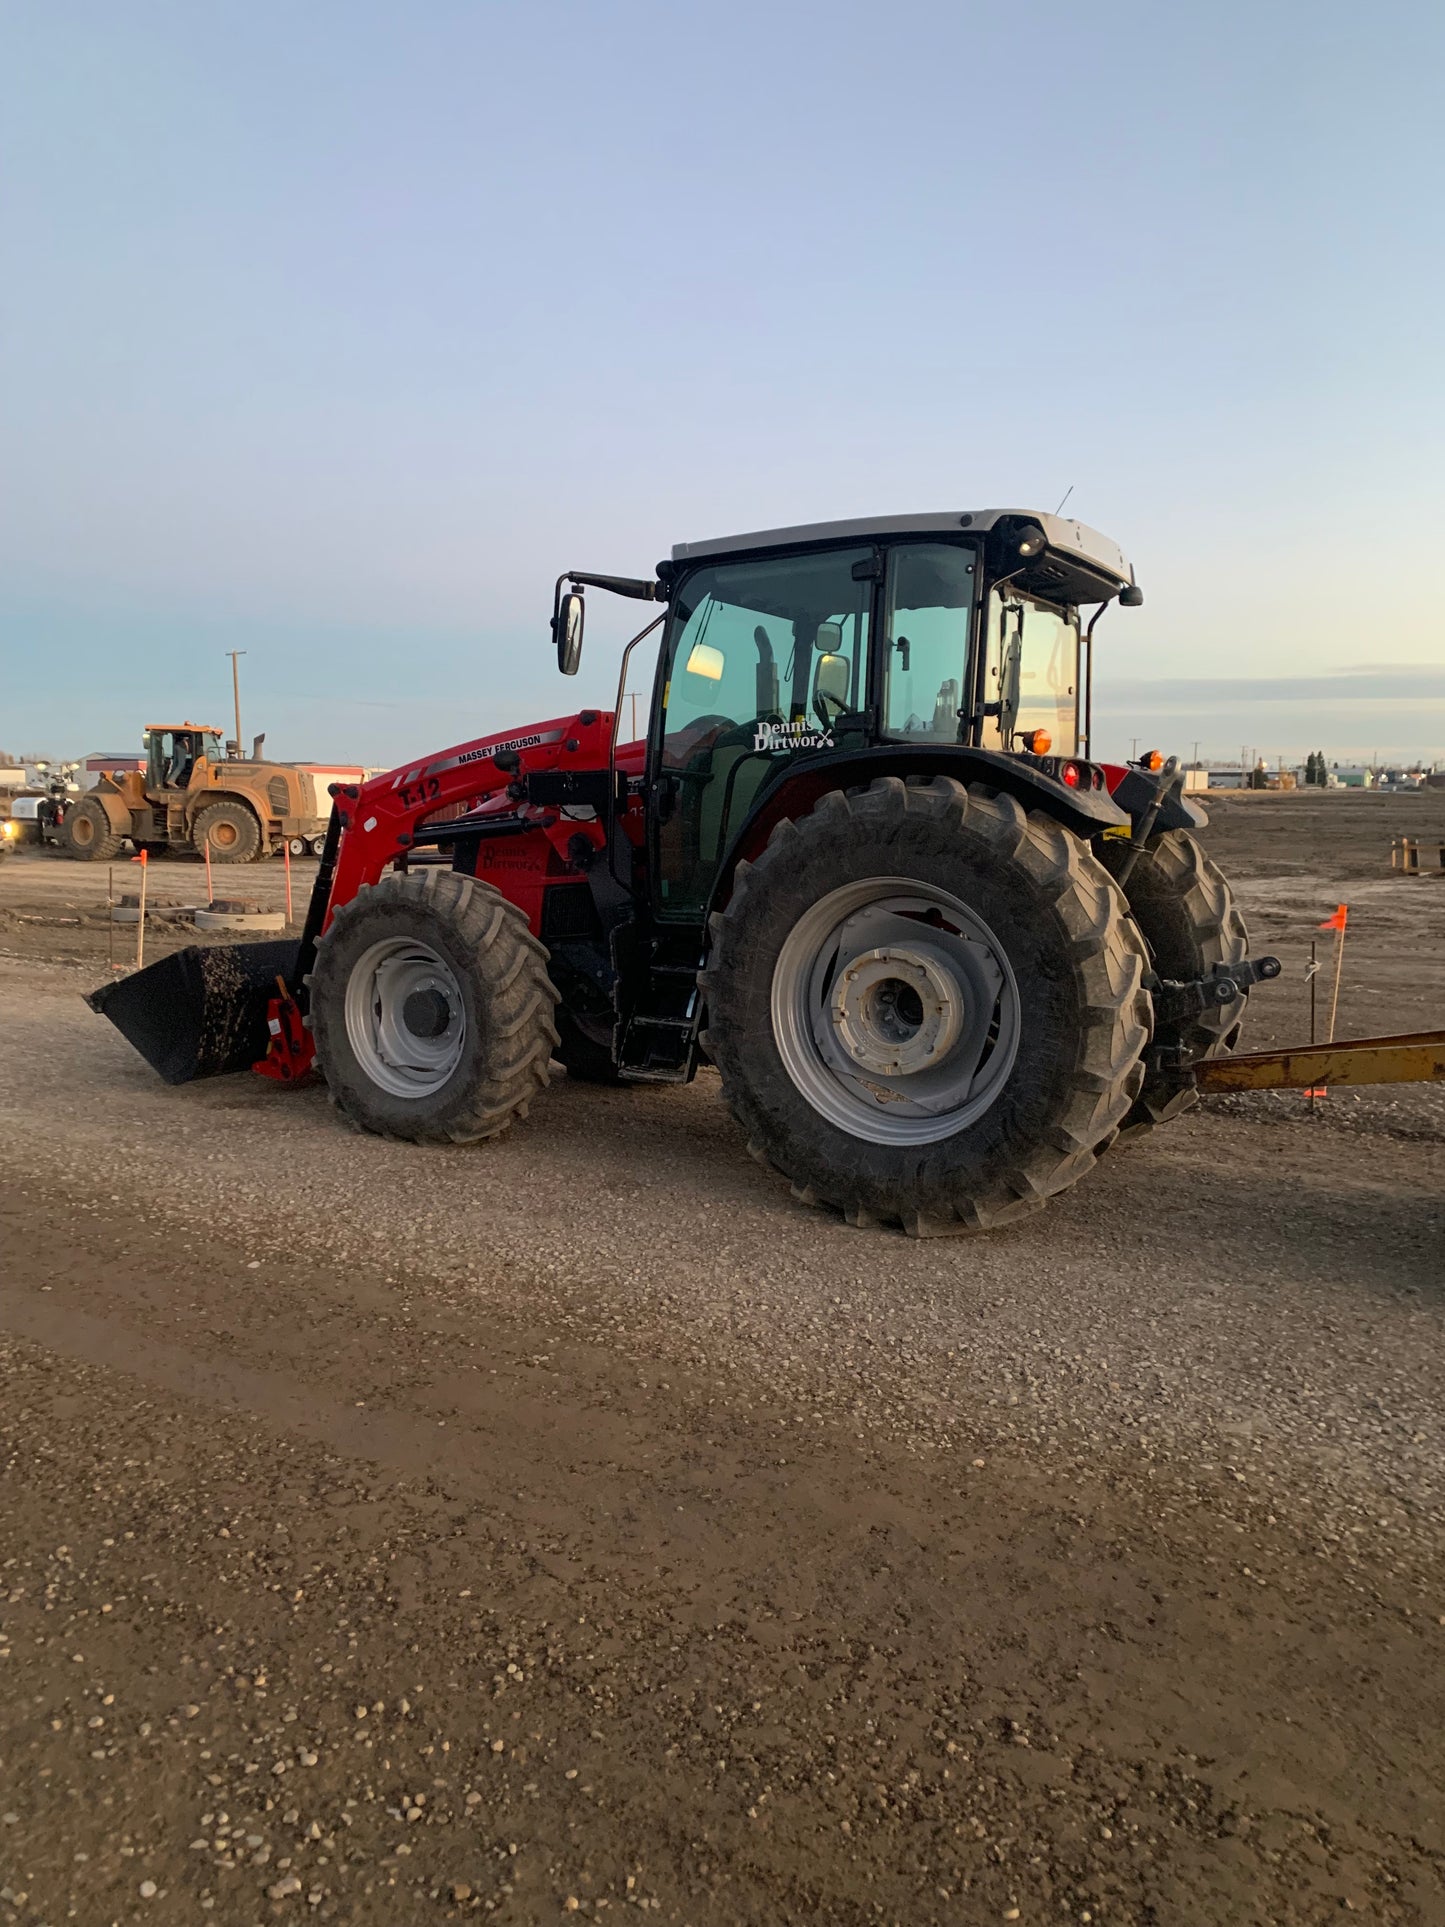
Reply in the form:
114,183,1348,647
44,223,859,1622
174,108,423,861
144,723,223,794
553,510,1144,923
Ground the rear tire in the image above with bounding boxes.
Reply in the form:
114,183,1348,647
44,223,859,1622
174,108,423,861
194,799,262,865
62,795,126,862
310,869,560,1143
701,777,1151,1235
1098,828,1249,1133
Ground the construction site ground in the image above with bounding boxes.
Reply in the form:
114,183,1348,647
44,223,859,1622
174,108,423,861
1,788,1442,1927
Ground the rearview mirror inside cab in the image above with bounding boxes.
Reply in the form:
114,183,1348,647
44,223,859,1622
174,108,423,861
685,643,726,682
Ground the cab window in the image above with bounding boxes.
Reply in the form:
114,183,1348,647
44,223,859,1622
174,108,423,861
881,542,977,740
981,592,1079,753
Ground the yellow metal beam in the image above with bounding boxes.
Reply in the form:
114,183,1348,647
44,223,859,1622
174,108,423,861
1196,1030,1445,1092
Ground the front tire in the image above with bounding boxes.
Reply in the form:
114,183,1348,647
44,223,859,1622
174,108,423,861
62,795,126,862
194,799,262,864
309,869,560,1143
701,777,1151,1235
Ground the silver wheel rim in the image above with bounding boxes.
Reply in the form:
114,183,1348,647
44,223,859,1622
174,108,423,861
344,936,466,1099
770,875,1021,1145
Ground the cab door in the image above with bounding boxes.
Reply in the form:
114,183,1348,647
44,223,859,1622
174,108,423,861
649,546,874,920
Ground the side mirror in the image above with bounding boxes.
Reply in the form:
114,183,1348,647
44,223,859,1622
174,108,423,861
1118,584,1144,607
555,591,585,675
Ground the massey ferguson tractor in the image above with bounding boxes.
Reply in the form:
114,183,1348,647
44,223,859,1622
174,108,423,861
90,510,1276,1233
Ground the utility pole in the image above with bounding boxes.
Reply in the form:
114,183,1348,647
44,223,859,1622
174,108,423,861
1191,739,1200,766
1130,735,1139,761
225,651,246,753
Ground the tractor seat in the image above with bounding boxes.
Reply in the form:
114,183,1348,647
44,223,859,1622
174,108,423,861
692,723,774,870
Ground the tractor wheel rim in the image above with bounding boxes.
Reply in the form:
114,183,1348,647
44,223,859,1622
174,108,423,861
344,937,466,1099
770,875,1020,1145
74,817,94,844
213,821,238,849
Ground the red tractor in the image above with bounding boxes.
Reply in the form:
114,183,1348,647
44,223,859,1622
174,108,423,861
92,510,1275,1233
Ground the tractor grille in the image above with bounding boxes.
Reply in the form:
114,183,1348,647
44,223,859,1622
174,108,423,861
267,775,289,816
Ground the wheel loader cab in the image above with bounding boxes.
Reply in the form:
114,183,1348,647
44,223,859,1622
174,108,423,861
145,724,222,794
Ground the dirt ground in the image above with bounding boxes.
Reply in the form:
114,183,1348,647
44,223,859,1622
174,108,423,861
2,791,1443,1926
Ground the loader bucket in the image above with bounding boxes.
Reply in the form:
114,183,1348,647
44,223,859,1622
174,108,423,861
87,940,300,1085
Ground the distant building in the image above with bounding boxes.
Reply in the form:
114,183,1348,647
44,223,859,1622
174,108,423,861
296,763,368,793
79,750,144,789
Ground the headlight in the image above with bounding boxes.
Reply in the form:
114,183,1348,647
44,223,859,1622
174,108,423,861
1,820,17,839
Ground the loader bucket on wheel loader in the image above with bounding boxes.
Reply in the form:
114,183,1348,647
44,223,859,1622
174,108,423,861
87,940,300,1085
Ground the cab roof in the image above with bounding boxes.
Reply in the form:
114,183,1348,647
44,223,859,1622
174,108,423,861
671,509,1133,592
144,722,222,734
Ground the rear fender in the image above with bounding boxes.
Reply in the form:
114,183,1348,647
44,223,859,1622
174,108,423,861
710,744,1128,915
1101,763,1208,833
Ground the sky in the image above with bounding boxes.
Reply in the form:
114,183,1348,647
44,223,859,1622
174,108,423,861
2,0,1443,769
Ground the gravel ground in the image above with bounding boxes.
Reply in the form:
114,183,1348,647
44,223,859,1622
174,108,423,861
1,792,1443,1924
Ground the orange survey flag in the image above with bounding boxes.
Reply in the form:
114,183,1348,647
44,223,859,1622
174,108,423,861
1318,903,1348,931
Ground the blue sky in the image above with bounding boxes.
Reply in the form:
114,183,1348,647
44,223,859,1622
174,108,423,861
2,0,1442,767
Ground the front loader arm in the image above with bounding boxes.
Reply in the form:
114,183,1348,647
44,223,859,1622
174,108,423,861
327,709,618,913
254,710,619,1083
